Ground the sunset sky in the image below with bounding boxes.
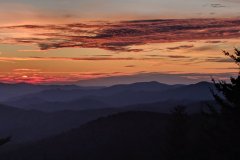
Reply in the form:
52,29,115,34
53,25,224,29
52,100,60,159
0,0,240,84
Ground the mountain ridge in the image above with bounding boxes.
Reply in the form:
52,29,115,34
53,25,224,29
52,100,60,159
3,81,214,111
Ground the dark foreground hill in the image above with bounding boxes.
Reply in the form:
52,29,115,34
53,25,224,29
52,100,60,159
0,104,120,144
0,97,213,146
2,111,171,160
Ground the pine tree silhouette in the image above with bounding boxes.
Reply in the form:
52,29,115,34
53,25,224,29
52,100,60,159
204,48,240,160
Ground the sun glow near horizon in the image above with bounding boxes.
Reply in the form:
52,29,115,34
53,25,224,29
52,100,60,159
0,0,240,84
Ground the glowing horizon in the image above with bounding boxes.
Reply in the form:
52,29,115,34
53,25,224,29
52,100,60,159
0,0,240,84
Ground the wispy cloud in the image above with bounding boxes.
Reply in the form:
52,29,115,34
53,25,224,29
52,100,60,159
1,18,240,52
0,56,165,62
204,57,235,63
125,65,136,68
167,45,194,51
211,4,226,8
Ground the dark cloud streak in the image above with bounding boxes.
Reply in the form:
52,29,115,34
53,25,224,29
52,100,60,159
2,18,240,52
167,45,194,50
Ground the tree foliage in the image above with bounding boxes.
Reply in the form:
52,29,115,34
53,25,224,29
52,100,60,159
205,48,240,159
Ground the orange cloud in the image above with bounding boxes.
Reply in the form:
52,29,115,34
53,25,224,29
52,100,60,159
1,18,240,52
0,57,164,62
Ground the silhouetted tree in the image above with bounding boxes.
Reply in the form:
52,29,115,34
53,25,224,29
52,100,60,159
204,48,240,159
164,106,189,160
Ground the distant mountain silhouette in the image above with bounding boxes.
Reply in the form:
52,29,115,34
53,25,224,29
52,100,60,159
0,81,219,159
4,81,215,111
158,81,215,101
20,98,112,112
101,81,182,92
123,100,218,114
73,73,204,86
0,83,85,101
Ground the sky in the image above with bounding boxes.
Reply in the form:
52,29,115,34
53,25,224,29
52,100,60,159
0,0,240,85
